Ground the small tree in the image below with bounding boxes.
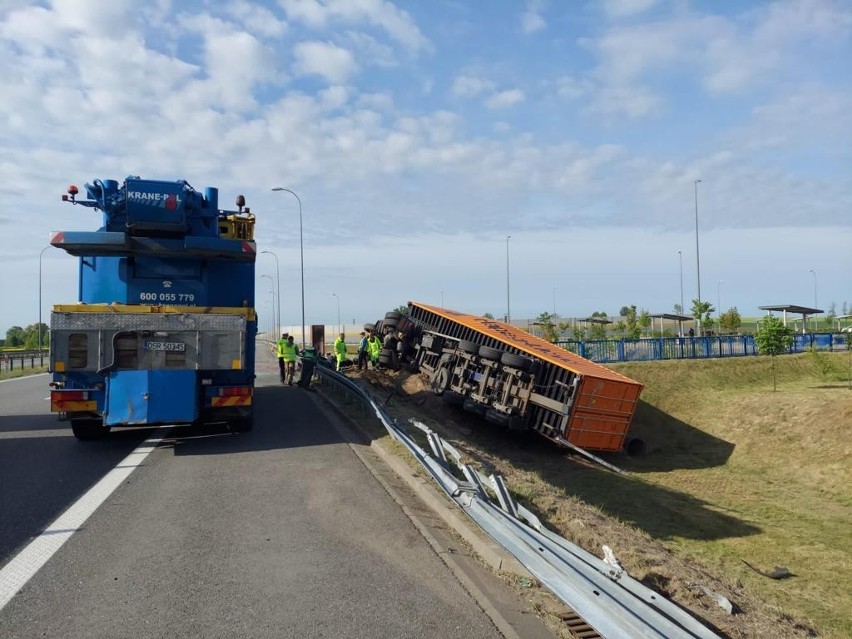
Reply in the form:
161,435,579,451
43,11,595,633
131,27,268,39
673,303,683,315
718,307,742,334
394,305,410,316
618,306,631,319
690,299,714,335
483,312,495,320
638,309,651,336
534,312,559,342
755,315,794,391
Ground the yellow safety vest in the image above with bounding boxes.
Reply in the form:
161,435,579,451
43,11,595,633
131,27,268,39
281,342,299,362
276,339,287,358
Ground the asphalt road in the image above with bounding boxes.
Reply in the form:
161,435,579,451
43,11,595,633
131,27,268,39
0,353,553,638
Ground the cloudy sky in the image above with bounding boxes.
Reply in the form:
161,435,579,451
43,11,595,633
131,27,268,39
1,0,850,334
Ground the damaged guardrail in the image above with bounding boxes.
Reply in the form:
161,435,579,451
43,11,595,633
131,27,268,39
313,365,722,639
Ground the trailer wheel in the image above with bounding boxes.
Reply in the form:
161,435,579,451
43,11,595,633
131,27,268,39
385,311,403,321
383,318,398,330
500,352,531,370
478,345,504,361
71,418,105,440
363,322,376,333
443,390,465,406
458,340,479,355
463,398,487,415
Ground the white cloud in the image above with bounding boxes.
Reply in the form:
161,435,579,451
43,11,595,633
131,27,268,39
521,0,547,34
451,74,494,98
225,0,289,38
279,0,432,54
485,89,525,109
343,30,398,67
602,0,659,18
292,40,358,83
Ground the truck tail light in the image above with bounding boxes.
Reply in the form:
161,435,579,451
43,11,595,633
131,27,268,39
53,390,89,401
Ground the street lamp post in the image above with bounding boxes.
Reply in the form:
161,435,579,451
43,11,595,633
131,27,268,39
38,245,51,363
717,280,723,321
506,235,511,324
332,293,341,335
261,250,280,337
271,188,305,348
694,179,702,334
678,250,684,337
808,268,818,331
261,275,276,335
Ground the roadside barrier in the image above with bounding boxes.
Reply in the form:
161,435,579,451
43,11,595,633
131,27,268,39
313,364,723,639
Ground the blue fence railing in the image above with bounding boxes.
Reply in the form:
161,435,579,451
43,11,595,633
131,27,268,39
554,333,850,364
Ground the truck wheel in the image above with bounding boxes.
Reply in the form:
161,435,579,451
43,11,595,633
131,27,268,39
71,418,105,440
458,340,479,355
230,416,253,433
463,398,487,415
500,352,531,370
479,345,504,361
443,390,465,406
385,311,403,321
430,367,449,395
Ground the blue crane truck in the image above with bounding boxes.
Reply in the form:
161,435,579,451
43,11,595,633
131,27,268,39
47,177,257,439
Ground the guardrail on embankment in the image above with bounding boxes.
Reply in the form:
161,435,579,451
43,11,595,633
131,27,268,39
0,350,48,373
311,363,723,639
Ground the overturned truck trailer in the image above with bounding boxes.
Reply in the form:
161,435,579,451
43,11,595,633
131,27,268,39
382,302,644,454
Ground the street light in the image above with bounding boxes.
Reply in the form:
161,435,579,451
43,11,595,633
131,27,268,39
808,268,818,331
261,275,276,335
332,293,341,335
271,187,305,349
261,250,281,338
717,280,723,320
506,235,511,324
38,245,51,362
678,250,684,337
694,179,702,334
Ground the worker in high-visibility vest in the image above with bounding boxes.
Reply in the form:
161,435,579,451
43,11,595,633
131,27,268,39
276,333,289,383
280,335,300,385
368,333,382,368
333,333,347,371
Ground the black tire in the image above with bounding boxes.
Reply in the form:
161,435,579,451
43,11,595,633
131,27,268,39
230,417,253,433
443,390,465,406
363,322,376,332
385,311,403,321
479,345,504,361
430,367,450,395
501,351,531,370
71,418,105,440
458,340,479,355
463,398,487,415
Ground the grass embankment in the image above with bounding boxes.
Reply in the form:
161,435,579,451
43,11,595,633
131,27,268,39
0,365,48,381
609,352,852,638
342,351,851,638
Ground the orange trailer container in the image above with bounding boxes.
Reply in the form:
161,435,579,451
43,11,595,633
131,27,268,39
401,302,644,453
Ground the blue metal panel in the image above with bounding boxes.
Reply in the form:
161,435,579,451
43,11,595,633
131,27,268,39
104,370,198,425
80,256,128,303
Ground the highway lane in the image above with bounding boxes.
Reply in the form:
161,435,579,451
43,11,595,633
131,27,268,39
0,354,552,638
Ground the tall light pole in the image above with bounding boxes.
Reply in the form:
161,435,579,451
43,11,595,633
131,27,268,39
809,268,817,331
271,187,305,348
694,179,702,335
717,280,723,319
332,292,341,335
261,250,280,337
38,245,51,360
261,274,276,335
506,235,511,324
677,250,684,337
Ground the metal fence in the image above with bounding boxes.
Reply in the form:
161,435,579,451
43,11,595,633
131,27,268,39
0,350,48,373
555,333,850,364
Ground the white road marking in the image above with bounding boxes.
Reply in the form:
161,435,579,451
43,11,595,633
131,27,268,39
0,429,170,610
0,373,49,384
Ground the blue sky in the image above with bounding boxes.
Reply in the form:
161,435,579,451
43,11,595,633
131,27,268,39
1,0,850,333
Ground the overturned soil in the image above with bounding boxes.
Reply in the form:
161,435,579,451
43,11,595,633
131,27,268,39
345,366,820,639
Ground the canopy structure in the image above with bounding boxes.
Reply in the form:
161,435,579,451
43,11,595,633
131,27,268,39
759,304,823,334
649,313,693,337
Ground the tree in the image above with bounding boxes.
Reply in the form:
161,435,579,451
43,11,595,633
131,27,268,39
534,312,559,342
619,306,631,318
5,326,25,347
755,315,794,391
638,309,651,336
619,305,640,339
827,302,836,321
718,307,742,334
394,305,410,316
673,303,683,315
690,299,714,335
483,312,495,319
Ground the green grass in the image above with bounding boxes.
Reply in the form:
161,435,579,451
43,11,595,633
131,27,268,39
0,365,48,381
609,353,852,638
